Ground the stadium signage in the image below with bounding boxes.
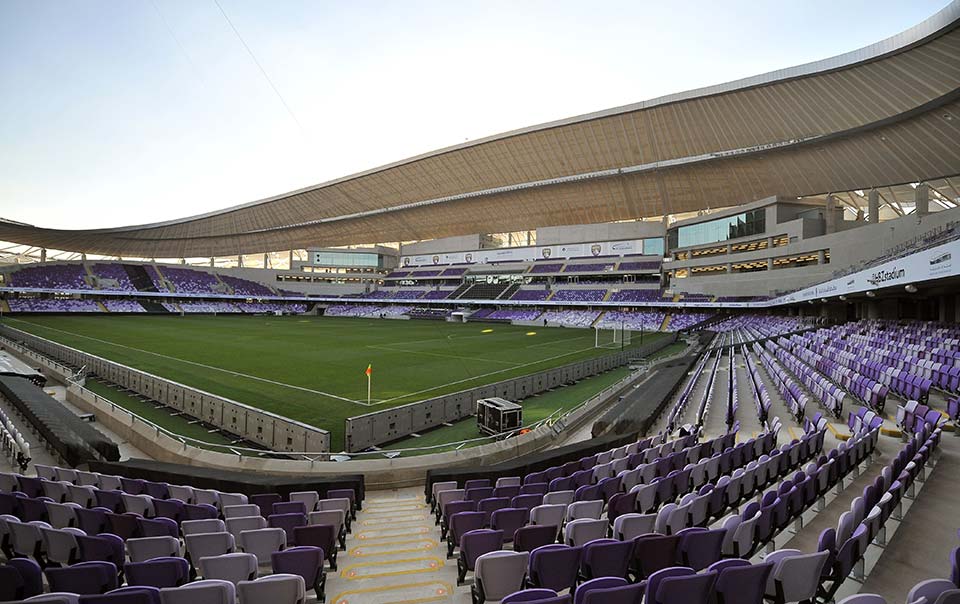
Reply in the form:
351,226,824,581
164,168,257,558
866,267,906,286
765,238,960,305
401,238,652,266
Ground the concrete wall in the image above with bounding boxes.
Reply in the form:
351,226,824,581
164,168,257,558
0,325,330,453
344,334,678,452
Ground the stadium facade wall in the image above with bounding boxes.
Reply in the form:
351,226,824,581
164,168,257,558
344,333,678,451
670,204,960,298
0,324,331,453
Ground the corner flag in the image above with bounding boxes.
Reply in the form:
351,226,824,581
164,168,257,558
365,364,372,404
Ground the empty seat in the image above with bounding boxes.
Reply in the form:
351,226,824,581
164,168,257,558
184,532,235,570
138,517,179,540
167,486,195,504
236,574,305,604
288,492,319,512
308,510,346,549
564,518,606,547
456,529,504,585
566,500,603,522
158,579,236,604
199,552,258,584
513,524,557,552
181,519,225,536
2,557,43,600
46,561,118,595
41,526,83,566
527,544,581,592
127,536,181,563
125,557,190,589
217,493,248,509
613,513,656,541
644,566,717,604
226,515,268,542
581,538,633,581
530,504,566,530
472,550,529,603
271,546,326,601
268,513,308,546
293,524,338,571
490,508,529,543
272,501,307,516
250,494,283,518
238,527,287,567
223,505,260,519
764,549,830,604
70,585,161,604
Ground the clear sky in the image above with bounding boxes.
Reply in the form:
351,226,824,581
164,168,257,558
0,0,951,230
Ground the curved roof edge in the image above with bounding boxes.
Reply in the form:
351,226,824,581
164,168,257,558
4,0,959,236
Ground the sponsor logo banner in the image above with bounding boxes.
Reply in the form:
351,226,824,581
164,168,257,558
401,239,646,265
767,238,959,304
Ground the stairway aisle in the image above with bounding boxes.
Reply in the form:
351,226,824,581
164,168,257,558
700,349,732,440
730,350,766,441
326,486,461,604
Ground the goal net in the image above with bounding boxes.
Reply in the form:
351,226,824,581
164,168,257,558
595,326,632,349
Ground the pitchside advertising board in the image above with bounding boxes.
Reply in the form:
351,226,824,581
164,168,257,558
401,239,647,266
768,238,959,305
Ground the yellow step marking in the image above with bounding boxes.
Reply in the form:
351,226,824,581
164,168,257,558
350,538,438,557
787,427,798,441
880,427,903,437
331,580,453,604
363,504,427,514
340,556,445,580
823,421,852,441
364,501,423,509
360,516,429,527
357,526,432,540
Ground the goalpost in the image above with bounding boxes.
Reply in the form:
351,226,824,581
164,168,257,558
595,325,632,349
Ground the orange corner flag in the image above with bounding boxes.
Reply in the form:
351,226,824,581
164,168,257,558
365,364,372,377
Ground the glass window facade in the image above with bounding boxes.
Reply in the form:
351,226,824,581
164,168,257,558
641,237,665,257
309,251,379,268
668,209,766,249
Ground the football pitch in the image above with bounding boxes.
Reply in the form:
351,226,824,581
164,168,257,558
4,315,665,450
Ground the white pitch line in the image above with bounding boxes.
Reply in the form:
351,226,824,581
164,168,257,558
365,344,520,366
523,333,593,349
371,344,600,405
8,318,368,405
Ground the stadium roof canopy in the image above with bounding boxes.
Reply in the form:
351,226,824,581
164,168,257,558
2,2,960,258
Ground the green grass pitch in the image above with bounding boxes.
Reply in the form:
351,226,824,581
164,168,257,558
5,314,666,451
